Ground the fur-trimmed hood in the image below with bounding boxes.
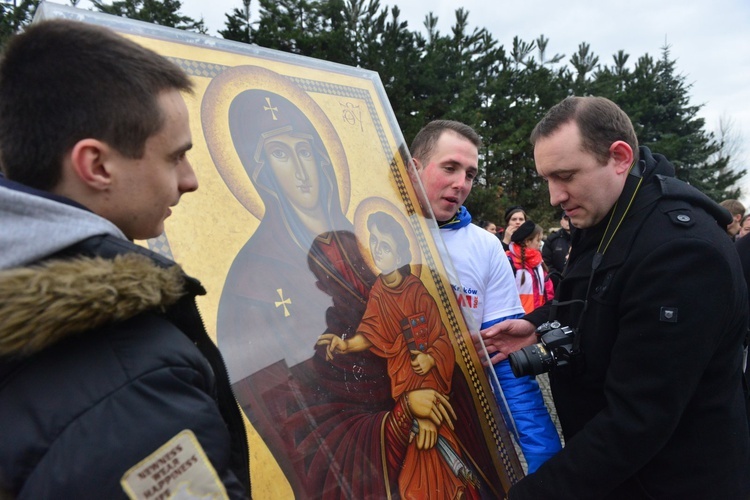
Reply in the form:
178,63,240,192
0,253,187,358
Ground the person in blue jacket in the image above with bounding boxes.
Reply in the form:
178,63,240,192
411,119,562,473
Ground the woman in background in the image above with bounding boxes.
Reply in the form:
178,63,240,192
480,220,497,235
501,206,527,251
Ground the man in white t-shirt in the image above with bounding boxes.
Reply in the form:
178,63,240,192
410,120,561,472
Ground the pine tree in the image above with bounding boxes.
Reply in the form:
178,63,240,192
468,35,569,225
620,45,744,199
0,0,39,49
91,0,206,33
249,0,316,55
219,0,252,43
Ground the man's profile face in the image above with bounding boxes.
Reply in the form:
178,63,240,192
534,121,624,229
263,133,321,211
105,90,197,240
416,131,478,222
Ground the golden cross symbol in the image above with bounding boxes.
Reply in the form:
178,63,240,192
264,97,279,120
275,288,291,317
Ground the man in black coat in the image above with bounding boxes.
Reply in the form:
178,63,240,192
482,96,750,499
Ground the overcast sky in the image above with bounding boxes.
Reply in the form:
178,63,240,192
178,0,750,204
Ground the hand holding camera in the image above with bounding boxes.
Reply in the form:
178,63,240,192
509,321,580,377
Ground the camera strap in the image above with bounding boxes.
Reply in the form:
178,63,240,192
570,159,644,353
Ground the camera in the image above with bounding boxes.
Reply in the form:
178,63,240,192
508,321,580,377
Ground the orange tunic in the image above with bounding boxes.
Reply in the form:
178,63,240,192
357,273,477,500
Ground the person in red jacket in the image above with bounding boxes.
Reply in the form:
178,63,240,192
507,220,555,313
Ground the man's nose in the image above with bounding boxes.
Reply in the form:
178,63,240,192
180,158,199,194
451,171,468,189
548,181,566,206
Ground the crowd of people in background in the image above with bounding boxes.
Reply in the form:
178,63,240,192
482,195,750,312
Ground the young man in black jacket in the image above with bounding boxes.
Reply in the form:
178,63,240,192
482,96,750,499
0,20,250,498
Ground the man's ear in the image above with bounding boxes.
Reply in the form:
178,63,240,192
68,138,114,191
609,140,634,175
411,157,422,172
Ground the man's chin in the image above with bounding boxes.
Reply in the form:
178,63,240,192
434,205,459,222
569,215,597,230
134,225,165,242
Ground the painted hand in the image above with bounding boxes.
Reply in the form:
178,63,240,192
412,417,438,450
410,351,435,375
316,333,346,361
406,388,456,430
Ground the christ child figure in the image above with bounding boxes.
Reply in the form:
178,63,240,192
317,211,478,499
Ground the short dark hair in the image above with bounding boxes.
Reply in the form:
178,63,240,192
0,19,193,189
410,120,482,164
530,96,639,165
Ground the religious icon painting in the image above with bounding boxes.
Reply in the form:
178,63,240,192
37,4,525,497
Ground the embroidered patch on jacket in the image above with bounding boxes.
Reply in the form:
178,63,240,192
659,307,678,323
121,429,228,500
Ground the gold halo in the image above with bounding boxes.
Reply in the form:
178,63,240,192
201,65,351,219
354,197,423,278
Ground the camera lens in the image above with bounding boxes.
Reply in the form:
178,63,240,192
509,343,552,377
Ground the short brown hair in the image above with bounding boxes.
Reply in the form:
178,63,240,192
530,96,639,165
0,19,193,190
410,120,482,164
720,199,745,217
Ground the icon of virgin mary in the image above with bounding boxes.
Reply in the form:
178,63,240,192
217,87,377,382
204,66,508,498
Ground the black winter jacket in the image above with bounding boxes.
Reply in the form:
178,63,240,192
0,235,250,498
512,147,750,499
542,227,571,277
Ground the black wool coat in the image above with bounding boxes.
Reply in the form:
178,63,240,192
512,147,750,499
